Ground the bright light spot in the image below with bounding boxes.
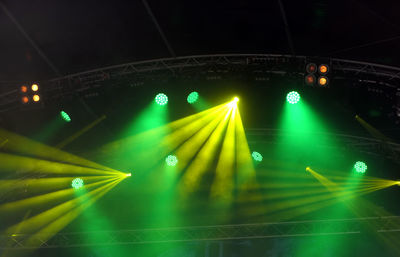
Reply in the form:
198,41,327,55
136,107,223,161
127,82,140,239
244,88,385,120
126,173,132,177
306,167,311,172
318,76,328,86
165,155,178,166
233,97,239,103
286,91,300,104
21,85,28,93
251,151,263,162
60,111,71,122
31,84,39,92
187,91,199,104
32,94,40,102
71,178,84,189
354,161,367,174
22,96,29,104
319,64,329,74
155,93,168,106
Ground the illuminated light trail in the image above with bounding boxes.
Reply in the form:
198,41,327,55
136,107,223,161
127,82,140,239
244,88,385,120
210,104,236,201
56,115,107,149
180,106,234,194
4,177,124,237
0,128,116,172
0,152,124,176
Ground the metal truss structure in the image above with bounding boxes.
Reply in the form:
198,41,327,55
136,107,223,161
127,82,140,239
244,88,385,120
1,54,400,110
1,216,399,249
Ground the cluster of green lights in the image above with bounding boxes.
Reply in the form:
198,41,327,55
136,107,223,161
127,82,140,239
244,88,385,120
60,110,71,122
252,151,263,162
155,93,168,106
354,161,367,174
286,91,300,104
165,155,178,166
187,91,199,104
71,178,84,189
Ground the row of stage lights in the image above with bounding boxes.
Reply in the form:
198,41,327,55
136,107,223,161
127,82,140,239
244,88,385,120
305,63,330,87
20,83,40,103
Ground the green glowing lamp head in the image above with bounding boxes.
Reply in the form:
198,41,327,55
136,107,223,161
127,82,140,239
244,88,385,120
165,155,178,166
60,111,71,122
71,178,84,189
252,151,263,162
286,91,300,104
155,93,168,105
354,161,367,173
187,91,199,104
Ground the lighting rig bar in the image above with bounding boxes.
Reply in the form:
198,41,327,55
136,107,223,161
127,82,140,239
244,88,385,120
1,216,399,249
1,54,400,111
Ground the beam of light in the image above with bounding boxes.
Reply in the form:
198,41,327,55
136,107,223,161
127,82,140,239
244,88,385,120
0,175,117,196
355,115,393,142
210,105,236,202
179,106,233,194
56,115,106,149
0,152,123,176
3,178,124,255
235,107,256,186
0,128,116,171
4,177,122,236
0,178,119,218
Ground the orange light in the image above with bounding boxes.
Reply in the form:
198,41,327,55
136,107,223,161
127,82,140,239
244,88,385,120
306,63,317,73
32,94,40,102
305,74,315,85
318,76,328,86
21,85,28,93
31,84,39,92
319,64,329,74
22,96,29,104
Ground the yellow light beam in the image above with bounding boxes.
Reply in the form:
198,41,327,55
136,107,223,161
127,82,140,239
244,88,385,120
0,127,115,171
5,177,121,235
179,106,233,194
0,177,118,216
56,115,107,149
0,152,123,176
210,104,236,202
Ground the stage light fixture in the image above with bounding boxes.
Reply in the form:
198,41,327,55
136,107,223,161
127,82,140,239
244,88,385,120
71,178,84,189
22,96,29,104
305,74,316,86
306,63,317,73
60,111,71,122
32,94,40,102
126,173,132,177
233,97,239,103
165,155,178,166
251,151,263,162
187,91,199,104
286,91,300,104
318,64,329,74
31,84,39,92
318,76,329,87
354,161,367,174
155,93,168,106
21,85,28,93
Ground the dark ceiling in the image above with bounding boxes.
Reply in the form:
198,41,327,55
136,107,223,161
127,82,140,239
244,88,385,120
1,0,400,81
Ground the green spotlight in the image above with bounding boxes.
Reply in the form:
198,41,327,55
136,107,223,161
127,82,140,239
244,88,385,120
286,91,300,104
71,178,84,189
165,155,178,166
354,161,367,173
251,151,263,162
187,91,199,104
60,111,71,122
155,93,168,106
